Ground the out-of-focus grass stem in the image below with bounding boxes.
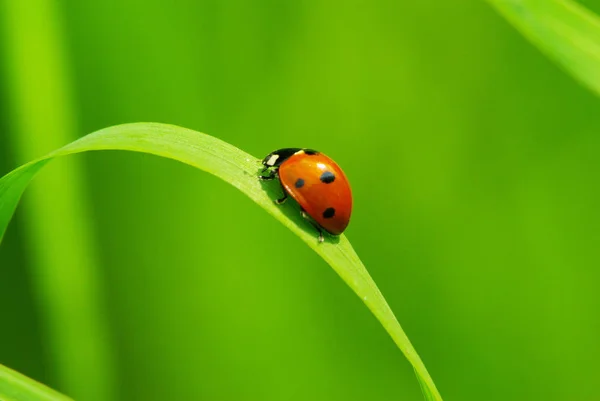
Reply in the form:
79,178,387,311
0,1,116,400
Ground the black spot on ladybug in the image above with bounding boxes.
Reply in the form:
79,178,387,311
295,178,305,188
323,207,335,219
320,171,335,184
304,149,319,155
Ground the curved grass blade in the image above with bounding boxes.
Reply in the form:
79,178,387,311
489,0,600,96
0,364,73,401
0,0,116,398
0,122,442,401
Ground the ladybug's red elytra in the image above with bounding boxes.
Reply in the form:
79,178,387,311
259,148,352,242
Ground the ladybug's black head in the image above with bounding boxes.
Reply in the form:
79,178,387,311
262,148,320,168
262,148,302,168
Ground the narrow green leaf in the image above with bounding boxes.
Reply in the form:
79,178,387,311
0,122,442,401
0,0,116,398
0,364,72,401
489,0,600,96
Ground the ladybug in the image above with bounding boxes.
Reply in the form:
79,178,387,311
259,148,353,242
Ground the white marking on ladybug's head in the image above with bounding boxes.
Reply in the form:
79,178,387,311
266,154,280,166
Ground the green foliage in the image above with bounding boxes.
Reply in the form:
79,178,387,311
3,0,600,400
0,123,441,401
490,0,600,96
0,364,72,401
0,0,115,399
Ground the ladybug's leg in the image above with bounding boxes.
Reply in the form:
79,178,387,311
300,210,324,243
260,167,288,203
275,180,288,204
258,168,277,181
275,194,287,204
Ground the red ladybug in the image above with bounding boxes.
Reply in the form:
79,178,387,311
259,148,352,242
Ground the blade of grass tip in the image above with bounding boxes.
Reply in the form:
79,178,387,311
0,364,73,401
0,122,443,401
488,0,600,96
0,0,116,399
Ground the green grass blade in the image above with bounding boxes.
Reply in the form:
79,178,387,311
0,122,442,401
489,0,600,96
0,364,72,401
0,0,116,398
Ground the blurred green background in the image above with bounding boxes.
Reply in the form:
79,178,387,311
2,1,600,400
